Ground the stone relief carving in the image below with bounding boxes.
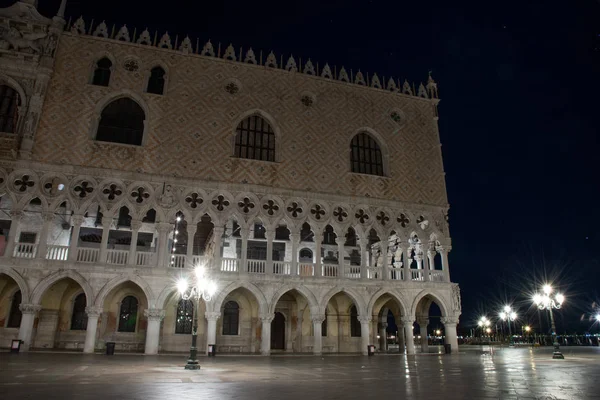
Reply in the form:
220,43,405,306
158,184,177,208
452,285,461,313
0,26,47,53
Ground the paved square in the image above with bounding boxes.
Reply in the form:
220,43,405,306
1,347,599,399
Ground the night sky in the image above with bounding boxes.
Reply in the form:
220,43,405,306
19,0,600,333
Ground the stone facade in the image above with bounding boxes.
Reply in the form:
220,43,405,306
0,1,460,356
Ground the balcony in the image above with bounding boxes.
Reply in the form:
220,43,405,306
8,241,450,283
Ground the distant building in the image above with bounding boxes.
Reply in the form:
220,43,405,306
0,0,460,355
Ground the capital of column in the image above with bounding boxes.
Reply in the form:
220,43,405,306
41,212,55,223
334,237,345,246
311,314,326,324
260,314,274,324
264,231,276,241
417,318,429,326
205,311,221,321
144,308,166,321
71,214,85,226
437,246,452,254
289,232,300,243
19,303,42,314
441,316,459,326
85,306,103,318
380,322,388,329
400,317,415,325
313,231,323,241
156,222,173,233
357,316,371,324
213,226,225,236
239,227,250,237
130,220,143,231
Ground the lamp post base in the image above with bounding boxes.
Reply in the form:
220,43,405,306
185,359,201,370
552,351,564,359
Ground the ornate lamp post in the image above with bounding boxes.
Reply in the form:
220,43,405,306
499,306,517,346
478,317,491,342
177,265,217,370
533,284,565,359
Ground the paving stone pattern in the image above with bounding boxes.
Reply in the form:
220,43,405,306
1,347,599,399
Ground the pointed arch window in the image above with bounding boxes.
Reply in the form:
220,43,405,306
350,132,384,176
234,115,275,162
92,57,112,87
350,305,361,337
118,296,138,332
96,98,145,146
70,293,88,330
175,299,193,334
147,66,166,95
222,301,239,335
0,85,19,134
6,290,22,328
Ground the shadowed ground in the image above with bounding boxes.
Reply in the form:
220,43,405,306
1,346,599,399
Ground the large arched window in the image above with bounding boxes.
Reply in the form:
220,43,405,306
92,57,112,86
234,115,275,162
146,66,166,95
96,98,145,145
6,290,22,328
350,132,384,176
350,305,361,337
0,85,19,134
118,296,138,332
175,299,193,334
222,301,239,335
70,293,88,330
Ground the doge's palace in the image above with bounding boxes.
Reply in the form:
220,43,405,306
0,0,461,355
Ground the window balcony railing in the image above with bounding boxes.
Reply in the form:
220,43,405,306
8,242,449,283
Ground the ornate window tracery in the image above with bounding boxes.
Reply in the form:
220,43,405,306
350,132,384,176
96,98,145,145
147,66,166,95
222,301,239,335
234,115,275,162
118,295,138,332
92,57,112,87
175,299,193,334
70,293,88,330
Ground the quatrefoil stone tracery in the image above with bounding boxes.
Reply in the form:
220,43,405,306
131,187,150,203
376,211,390,226
286,202,303,218
310,204,326,220
238,197,255,214
333,206,348,222
102,184,122,201
14,175,35,192
212,195,230,211
397,213,410,227
355,209,369,224
74,181,94,198
185,193,203,209
262,200,279,216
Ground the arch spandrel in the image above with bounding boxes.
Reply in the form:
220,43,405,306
319,286,367,317
366,288,408,317
30,269,94,306
94,274,155,309
410,289,450,318
0,267,31,303
269,283,319,316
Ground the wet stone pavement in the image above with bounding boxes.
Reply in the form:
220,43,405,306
1,346,599,399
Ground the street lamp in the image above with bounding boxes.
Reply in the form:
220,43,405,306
478,317,491,341
499,305,517,346
533,284,565,359
177,265,217,370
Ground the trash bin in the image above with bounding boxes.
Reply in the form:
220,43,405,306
106,342,116,355
367,345,375,356
208,344,216,357
10,339,22,353
444,344,452,354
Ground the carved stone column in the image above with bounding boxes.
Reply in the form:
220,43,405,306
205,312,221,354
439,247,451,282
4,211,23,258
421,250,430,282
427,250,435,281
402,317,416,355
144,308,165,355
67,215,84,262
212,226,224,271
358,237,368,279
83,307,103,353
260,315,274,355
380,237,388,281
417,318,429,353
240,227,249,274
442,316,459,354
312,314,326,355
155,222,172,268
265,229,275,275
379,322,388,352
314,231,323,277
17,304,41,351
358,316,371,355
397,320,405,353
128,220,142,266
401,245,411,281
335,237,345,276
99,220,112,264
186,223,198,267
35,212,54,259
289,232,300,275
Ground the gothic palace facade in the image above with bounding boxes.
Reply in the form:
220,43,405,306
0,0,461,356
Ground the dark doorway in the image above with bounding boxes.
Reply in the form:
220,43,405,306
271,312,285,350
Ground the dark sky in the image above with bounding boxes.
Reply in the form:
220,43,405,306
24,0,600,333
